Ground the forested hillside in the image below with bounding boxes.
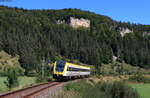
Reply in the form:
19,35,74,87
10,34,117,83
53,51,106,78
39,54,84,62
0,6,150,74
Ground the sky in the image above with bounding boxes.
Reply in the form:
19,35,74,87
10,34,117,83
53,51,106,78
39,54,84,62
0,0,150,25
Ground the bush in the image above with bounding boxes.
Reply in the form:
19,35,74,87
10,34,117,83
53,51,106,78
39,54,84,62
98,81,139,98
64,80,139,98
100,62,150,76
129,74,150,83
35,74,54,83
52,90,81,98
65,80,106,98
4,68,19,90
35,75,48,83
0,51,25,76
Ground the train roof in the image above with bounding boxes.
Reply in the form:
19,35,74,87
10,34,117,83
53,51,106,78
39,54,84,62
55,60,94,67
67,61,94,68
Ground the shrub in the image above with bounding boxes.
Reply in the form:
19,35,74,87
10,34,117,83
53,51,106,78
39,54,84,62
4,68,19,90
65,80,106,98
35,75,48,83
100,62,150,76
35,73,54,83
52,90,81,98
129,74,150,83
65,80,139,98
98,81,139,98
0,51,25,76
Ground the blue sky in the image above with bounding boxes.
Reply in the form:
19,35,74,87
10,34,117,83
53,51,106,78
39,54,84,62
0,0,150,25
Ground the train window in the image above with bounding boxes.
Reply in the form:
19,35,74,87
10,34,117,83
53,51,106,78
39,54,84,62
67,67,90,72
56,60,66,72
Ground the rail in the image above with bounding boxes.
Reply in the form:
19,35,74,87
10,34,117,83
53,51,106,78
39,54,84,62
0,81,63,98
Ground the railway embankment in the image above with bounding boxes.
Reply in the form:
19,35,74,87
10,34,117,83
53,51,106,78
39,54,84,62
0,81,64,98
0,78,82,98
52,75,150,98
52,78,139,98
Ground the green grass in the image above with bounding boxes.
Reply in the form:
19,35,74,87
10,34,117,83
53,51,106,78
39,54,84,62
0,76,36,93
130,83,150,98
0,77,8,92
63,80,139,98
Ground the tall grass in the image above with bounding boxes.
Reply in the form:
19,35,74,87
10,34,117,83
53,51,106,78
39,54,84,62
52,90,81,98
65,80,106,98
64,80,139,98
98,81,139,98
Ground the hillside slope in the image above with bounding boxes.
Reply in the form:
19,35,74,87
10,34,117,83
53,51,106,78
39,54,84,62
0,6,150,73
0,51,24,75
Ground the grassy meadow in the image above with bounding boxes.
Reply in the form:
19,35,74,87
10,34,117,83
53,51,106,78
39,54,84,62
53,75,150,98
0,76,36,93
130,83,150,98
0,75,150,98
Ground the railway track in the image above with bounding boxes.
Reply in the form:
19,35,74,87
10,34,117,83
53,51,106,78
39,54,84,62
0,81,64,98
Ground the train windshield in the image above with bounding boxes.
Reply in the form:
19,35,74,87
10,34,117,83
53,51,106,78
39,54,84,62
56,60,66,72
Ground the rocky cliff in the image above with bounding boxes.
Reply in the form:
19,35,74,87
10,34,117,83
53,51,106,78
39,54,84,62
57,17,90,28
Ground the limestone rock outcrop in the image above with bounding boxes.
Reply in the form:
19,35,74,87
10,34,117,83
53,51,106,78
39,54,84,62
119,27,133,37
56,17,90,28
69,17,90,28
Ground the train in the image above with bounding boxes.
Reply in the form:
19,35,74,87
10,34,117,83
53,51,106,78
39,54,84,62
53,60,93,79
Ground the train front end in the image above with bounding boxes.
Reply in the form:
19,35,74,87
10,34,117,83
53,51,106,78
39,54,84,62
53,60,67,79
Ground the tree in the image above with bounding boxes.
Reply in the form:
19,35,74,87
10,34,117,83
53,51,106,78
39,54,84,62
1,6,150,72
4,68,19,90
